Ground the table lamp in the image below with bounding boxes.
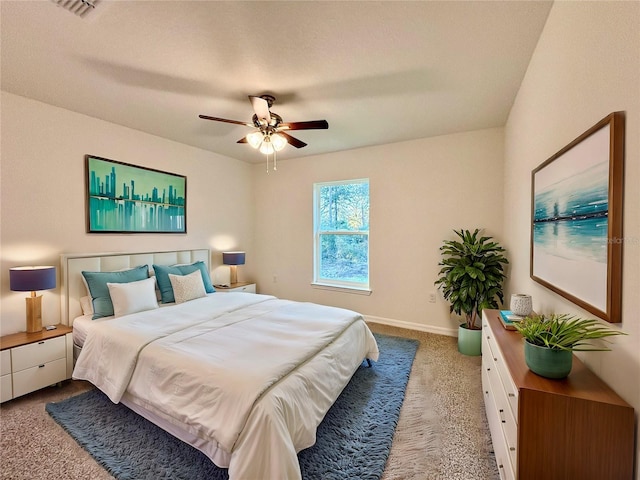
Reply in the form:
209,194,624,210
222,252,245,285
9,266,56,333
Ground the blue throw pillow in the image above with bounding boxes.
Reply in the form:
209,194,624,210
82,265,150,319
153,261,215,303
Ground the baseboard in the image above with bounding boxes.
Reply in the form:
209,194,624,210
364,315,458,337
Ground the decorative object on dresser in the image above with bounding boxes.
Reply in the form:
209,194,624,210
482,309,634,480
435,228,509,355
508,293,532,317
9,265,57,333
530,112,625,323
0,325,73,402
512,313,626,379
222,251,245,285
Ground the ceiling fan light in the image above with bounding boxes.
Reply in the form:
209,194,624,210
271,133,287,152
260,139,275,155
246,131,263,149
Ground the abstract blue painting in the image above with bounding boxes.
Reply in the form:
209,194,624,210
530,112,624,323
86,155,186,233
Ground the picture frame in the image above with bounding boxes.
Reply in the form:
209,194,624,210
530,112,624,323
85,155,187,234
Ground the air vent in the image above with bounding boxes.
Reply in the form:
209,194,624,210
50,0,99,18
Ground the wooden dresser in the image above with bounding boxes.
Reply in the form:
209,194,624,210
481,309,635,480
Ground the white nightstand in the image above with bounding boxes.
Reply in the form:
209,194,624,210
0,325,73,402
214,282,256,293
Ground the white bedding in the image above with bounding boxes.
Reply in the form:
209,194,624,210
73,292,379,480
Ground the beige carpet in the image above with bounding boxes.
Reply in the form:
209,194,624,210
0,324,498,480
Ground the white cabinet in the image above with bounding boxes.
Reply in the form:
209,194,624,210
0,326,73,402
0,350,12,402
482,315,517,480
482,310,635,480
216,282,256,293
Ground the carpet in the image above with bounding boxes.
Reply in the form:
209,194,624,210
46,333,419,480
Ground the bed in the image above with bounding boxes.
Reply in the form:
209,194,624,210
60,249,379,480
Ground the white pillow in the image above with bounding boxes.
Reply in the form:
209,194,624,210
106,277,159,317
169,270,206,304
80,295,94,315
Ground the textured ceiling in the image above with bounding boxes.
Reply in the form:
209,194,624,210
1,1,553,163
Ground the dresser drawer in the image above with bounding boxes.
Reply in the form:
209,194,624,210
11,336,66,372
1,349,11,376
12,357,66,398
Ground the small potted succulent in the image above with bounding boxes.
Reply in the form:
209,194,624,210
435,228,509,356
513,313,627,379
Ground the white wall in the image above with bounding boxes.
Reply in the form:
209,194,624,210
504,1,640,473
0,92,254,335
252,128,505,335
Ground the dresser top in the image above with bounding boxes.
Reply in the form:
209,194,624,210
484,309,631,408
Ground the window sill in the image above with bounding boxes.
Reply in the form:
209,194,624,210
311,283,372,296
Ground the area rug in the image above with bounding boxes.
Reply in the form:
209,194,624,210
46,333,418,480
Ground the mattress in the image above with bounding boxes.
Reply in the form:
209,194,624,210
73,292,378,480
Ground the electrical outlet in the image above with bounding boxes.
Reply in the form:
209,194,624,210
273,274,278,283
428,291,436,303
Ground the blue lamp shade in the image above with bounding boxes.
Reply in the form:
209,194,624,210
222,252,246,266
10,266,56,292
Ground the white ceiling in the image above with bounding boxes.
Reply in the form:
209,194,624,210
1,0,552,164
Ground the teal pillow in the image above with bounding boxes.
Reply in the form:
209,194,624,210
82,265,149,319
153,261,215,303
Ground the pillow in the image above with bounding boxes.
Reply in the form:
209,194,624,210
107,277,159,317
153,261,215,303
79,296,93,315
82,265,149,319
169,270,206,304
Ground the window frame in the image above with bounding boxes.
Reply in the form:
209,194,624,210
312,178,371,294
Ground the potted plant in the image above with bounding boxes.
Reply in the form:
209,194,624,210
435,229,509,355
513,313,627,379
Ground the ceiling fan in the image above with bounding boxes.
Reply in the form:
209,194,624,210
199,95,328,169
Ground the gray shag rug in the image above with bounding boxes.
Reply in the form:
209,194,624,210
45,333,418,480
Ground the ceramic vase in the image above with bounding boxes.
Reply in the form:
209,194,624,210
524,340,573,379
510,293,532,317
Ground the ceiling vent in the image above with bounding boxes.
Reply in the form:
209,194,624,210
50,0,99,18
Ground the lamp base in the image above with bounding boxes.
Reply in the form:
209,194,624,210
229,266,238,285
25,294,43,333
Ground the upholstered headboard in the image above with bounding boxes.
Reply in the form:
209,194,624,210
60,249,210,326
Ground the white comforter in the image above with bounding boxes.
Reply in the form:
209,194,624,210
73,293,379,480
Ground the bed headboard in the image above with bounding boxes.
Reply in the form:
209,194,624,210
60,249,210,326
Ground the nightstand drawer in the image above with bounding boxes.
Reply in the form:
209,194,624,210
0,374,12,402
1,349,11,376
233,284,256,293
12,357,66,398
11,336,66,372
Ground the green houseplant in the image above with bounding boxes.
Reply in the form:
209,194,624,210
435,229,509,355
513,313,627,379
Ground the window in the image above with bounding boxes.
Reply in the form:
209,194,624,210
313,179,370,291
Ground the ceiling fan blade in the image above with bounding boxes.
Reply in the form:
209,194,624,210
249,96,271,124
280,132,307,148
279,120,329,131
237,137,248,144
199,115,253,127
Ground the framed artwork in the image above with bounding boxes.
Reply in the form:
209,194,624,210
530,112,624,323
85,155,186,234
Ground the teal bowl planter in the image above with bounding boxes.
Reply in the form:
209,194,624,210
458,325,482,356
524,340,573,379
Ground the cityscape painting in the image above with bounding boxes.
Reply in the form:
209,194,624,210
530,112,624,323
86,155,186,233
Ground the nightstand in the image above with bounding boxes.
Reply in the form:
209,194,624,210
0,325,73,402
214,282,257,293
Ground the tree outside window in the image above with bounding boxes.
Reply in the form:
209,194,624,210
314,179,369,289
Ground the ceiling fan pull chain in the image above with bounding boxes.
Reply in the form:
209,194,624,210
274,150,277,171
